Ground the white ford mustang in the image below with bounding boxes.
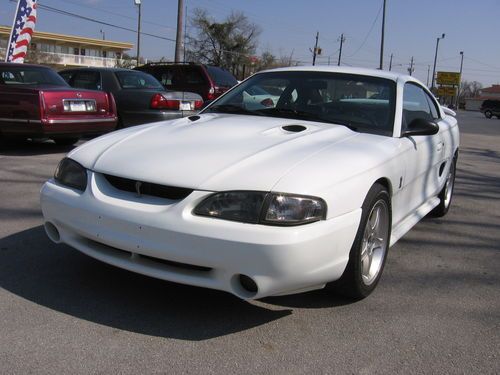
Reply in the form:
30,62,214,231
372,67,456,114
40,66,459,300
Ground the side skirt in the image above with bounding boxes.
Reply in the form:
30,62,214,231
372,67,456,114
389,197,440,247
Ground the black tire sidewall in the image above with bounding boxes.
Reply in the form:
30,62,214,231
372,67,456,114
339,183,392,299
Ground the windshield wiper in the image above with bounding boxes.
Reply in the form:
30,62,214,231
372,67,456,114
206,104,263,116
260,108,358,131
261,107,320,121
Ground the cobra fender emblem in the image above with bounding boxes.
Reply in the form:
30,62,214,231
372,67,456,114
135,181,142,197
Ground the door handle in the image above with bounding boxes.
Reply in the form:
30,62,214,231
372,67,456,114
437,142,444,152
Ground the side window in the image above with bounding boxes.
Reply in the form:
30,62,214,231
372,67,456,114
402,83,433,130
72,71,102,90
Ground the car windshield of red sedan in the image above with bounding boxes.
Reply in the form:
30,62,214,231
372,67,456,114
115,71,164,90
205,71,397,136
0,66,68,87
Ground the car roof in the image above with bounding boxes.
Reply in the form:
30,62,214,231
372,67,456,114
59,67,136,73
0,62,53,69
259,65,420,84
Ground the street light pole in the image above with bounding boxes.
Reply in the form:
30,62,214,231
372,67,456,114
379,0,386,69
134,0,142,66
431,33,445,91
456,51,464,108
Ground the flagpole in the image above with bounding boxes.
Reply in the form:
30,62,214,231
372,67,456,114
5,0,22,62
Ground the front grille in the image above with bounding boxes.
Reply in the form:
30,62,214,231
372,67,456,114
80,236,212,273
104,174,193,200
139,254,212,272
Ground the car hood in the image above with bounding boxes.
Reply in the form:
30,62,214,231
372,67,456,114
69,114,358,192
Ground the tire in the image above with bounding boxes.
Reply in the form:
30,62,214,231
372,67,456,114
53,137,79,146
333,183,391,300
429,155,457,217
484,110,492,119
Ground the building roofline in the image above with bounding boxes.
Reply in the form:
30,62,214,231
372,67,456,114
0,25,133,51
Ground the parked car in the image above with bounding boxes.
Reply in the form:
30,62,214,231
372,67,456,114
59,68,203,128
40,66,459,300
480,99,500,119
135,62,238,101
0,63,117,145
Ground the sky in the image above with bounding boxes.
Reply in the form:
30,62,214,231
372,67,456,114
1,0,499,86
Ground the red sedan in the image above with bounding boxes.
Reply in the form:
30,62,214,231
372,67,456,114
0,63,117,145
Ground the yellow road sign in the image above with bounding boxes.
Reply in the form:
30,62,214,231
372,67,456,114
437,87,457,97
436,71,461,86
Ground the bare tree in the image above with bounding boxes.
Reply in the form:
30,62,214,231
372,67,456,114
186,9,260,70
459,80,483,100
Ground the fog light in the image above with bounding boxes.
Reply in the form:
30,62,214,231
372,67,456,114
239,274,258,294
44,222,60,243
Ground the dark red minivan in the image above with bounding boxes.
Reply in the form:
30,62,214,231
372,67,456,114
0,63,117,145
135,62,238,101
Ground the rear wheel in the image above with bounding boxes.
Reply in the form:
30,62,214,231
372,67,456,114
53,137,79,146
333,183,391,299
429,155,456,217
485,110,493,118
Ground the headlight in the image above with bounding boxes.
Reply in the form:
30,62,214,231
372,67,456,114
193,191,326,226
263,193,326,225
54,157,87,191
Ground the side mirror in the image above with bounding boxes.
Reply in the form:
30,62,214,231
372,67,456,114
402,118,439,137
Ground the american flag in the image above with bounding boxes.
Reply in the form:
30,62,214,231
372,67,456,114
5,0,38,63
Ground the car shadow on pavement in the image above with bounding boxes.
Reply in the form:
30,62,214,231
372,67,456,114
0,226,292,341
0,138,76,156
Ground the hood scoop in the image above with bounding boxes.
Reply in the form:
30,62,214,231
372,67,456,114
282,124,307,133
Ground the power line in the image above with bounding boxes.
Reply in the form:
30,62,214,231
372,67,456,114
7,0,177,43
43,0,178,32
348,3,383,58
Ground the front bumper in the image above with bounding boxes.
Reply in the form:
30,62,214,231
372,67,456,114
40,171,361,299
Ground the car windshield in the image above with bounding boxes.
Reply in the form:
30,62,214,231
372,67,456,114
0,66,68,87
115,71,164,89
204,71,397,136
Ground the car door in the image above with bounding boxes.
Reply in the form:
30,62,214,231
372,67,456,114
398,82,446,220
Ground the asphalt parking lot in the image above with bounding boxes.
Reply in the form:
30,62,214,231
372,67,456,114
1,111,499,374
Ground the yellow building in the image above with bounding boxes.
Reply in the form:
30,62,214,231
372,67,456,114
0,25,133,69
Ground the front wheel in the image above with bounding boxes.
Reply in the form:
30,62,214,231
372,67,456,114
485,110,493,119
333,183,391,300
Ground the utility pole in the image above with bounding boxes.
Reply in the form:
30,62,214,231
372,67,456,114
389,53,393,71
175,0,184,63
379,0,386,69
134,0,141,66
426,65,431,87
338,33,345,66
408,56,414,76
431,33,445,91
183,2,187,62
312,31,319,66
456,51,464,108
